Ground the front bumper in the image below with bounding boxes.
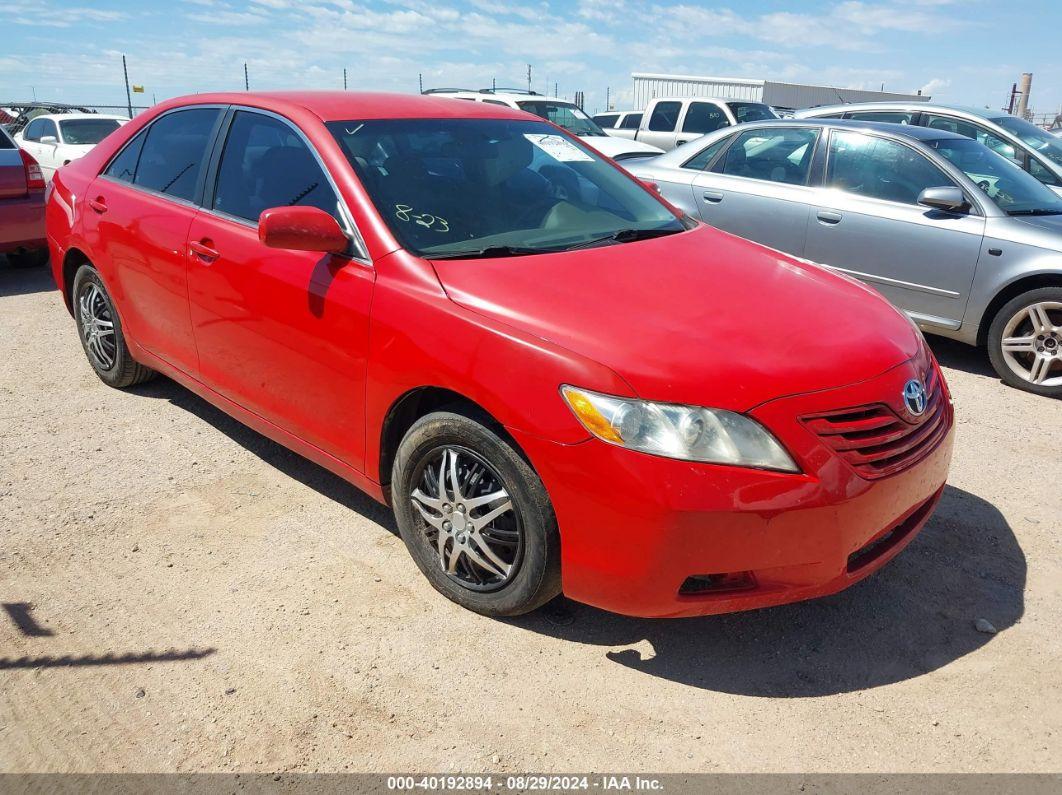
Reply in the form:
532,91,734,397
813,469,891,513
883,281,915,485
511,358,954,618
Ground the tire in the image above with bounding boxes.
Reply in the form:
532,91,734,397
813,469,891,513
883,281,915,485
72,264,156,389
392,410,561,617
987,286,1062,398
6,248,49,268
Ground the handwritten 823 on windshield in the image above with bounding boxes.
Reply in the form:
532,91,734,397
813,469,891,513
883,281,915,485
386,775,665,791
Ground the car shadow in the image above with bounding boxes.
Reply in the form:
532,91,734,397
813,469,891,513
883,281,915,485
127,376,397,534
0,257,55,298
509,484,1024,697
925,334,998,380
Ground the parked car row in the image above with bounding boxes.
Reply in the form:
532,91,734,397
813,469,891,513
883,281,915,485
595,96,779,150
14,113,127,182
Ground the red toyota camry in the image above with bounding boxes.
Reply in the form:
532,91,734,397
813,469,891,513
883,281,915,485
46,92,954,618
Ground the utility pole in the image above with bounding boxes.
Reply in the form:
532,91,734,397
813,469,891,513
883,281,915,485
554,82,558,99
605,86,610,112
244,63,249,91
343,68,348,90
418,73,423,93
527,64,532,93
122,55,132,118
492,77,496,91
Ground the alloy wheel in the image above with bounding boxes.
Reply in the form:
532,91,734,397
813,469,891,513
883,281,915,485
1000,301,1062,387
78,282,117,371
409,446,523,592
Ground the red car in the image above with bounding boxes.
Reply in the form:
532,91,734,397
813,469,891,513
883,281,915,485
1,125,48,267
46,92,954,618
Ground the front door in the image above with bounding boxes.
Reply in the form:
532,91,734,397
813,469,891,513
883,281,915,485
186,109,374,469
804,129,985,330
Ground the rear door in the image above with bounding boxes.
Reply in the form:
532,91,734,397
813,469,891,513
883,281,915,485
691,126,819,255
677,101,730,147
804,129,985,329
639,101,682,150
84,106,224,374
186,108,374,468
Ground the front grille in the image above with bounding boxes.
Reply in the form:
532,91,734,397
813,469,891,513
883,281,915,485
847,490,940,572
801,367,950,480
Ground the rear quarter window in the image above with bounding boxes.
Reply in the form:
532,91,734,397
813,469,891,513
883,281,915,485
648,102,681,132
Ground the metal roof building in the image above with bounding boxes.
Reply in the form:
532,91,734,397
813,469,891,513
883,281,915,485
631,72,930,111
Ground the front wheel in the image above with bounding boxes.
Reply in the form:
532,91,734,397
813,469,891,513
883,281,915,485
391,411,561,617
987,287,1062,398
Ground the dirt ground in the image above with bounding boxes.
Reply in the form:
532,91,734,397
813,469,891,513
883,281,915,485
1,257,1060,774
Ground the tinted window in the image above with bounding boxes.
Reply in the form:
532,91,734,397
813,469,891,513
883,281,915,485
845,110,915,124
38,119,58,140
648,101,681,132
104,129,147,183
516,101,605,136
134,108,220,202
922,114,1018,162
620,113,642,130
721,128,818,185
682,102,729,134
328,118,684,257
0,129,14,149
1029,157,1062,187
991,114,1062,169
213,111,340,224
827,130,954,205
23,119,43,141
593,114,619,128
727,102,778,123
929,137,1062,215
683,136,731,171
59,118,122,145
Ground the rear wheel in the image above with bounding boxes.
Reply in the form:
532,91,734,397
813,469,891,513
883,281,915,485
72,264,155,389
5,249,48,268
391,410,561,617
987,287,1062,398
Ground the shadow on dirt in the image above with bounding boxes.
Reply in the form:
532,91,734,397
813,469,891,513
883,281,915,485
511,485,1024,697
925,334,998,380
0,257,54,298
0,647,216,670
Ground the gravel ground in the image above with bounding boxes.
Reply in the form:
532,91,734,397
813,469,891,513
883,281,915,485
1,258,1060,773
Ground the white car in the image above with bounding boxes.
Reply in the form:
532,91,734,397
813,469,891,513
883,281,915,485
15,113,128,181
422,89,664,161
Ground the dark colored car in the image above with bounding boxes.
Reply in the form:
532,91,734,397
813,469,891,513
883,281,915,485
0,125,48,267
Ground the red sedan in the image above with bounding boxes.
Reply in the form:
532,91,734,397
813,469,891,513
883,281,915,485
46,92,954,618
1,125,47,267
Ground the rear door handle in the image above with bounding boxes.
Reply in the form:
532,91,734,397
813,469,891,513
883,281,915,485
702,191,724,204
189,240,219,262
817,210,843,225
88,197,107,214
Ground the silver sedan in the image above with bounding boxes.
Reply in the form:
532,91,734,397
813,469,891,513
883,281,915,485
629,119,1062,397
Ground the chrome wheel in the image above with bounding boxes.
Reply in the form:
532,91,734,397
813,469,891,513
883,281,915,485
1000,301,1062,387
77,282,117,371
409,446,522,592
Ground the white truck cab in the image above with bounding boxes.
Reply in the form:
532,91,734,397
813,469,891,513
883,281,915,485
422,88,664,161
606,97,778,151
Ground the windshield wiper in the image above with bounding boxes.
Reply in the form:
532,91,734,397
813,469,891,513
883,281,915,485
1006,208,1062,216
423,245,552,260
563,227,682,251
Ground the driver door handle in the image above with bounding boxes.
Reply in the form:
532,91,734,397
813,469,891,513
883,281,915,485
817,210,843,225
189,239,219,262
88,197,107,214
702,191,724,204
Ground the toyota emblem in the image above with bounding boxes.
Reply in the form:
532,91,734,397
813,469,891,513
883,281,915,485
903,379,928,417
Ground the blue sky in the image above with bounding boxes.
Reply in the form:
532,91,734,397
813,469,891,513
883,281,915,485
1,0,1059,119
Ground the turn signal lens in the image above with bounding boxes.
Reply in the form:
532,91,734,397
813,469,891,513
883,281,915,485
560,385,799,472
20,148,45,190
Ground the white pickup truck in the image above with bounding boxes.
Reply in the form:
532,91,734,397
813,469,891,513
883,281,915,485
602,97,778,151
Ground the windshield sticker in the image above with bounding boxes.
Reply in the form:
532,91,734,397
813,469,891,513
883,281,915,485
524,134,594,162
395,204,450,233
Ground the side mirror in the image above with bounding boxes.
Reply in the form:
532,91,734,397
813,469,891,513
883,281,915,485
258,206,348,253
40,135,58,145
918,186,968,213
639,178,661,193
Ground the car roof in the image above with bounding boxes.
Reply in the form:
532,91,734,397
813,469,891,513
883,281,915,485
32,113,128,121
744,117,966,141
800,101,1010,122
154,91,532,122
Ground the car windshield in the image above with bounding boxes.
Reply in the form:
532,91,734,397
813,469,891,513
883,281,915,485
328,118,685,257
515,101,606,137
726,102,778,123
59,118,122,145
991,115,1062,168
928,137,1062,215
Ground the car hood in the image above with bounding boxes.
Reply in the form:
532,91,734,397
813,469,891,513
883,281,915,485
431,225,922,412
583,135,664,158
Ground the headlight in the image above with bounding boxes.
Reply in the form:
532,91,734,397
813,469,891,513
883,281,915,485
560,385,799,472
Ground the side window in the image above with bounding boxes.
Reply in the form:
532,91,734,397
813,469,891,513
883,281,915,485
682,136,731,171
648,101,681,132
134,108,220,202
620,112,643,130
845,110,915,124
592,114,617,128
104,129,148,183
1029,157,1062,187
923,114,1019,162
23,119,43,141
39,119,58,140
720,127,818,185
213,110,340,224
827,130,954,205
682,102,729,134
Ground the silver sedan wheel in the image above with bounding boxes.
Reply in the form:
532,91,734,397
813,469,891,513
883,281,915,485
1000,301,1062,387
77,282,117,371
409,446,523,592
